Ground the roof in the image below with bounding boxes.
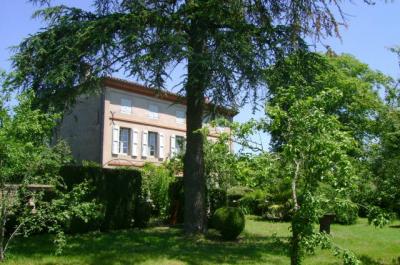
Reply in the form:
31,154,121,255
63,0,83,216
102,77,238,117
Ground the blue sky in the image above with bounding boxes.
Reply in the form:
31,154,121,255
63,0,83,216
1,1,400,148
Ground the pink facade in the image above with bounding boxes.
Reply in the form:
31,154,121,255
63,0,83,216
58,77,236,168
103,86,189,167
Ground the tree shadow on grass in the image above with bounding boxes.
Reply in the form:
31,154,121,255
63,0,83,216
8,227,290,265
359,255,400,265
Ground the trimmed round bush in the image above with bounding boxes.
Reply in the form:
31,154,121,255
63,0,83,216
212,207,245,240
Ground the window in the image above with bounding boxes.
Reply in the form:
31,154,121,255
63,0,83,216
120,98,132,114
119,128,130,154
176,110,185,124
148,104,159,119
175,135,186,154
148,131,158,156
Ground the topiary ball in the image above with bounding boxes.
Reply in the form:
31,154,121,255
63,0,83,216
212,207,245,240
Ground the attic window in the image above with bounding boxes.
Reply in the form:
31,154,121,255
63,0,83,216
120,98,132,114
149,104,159,119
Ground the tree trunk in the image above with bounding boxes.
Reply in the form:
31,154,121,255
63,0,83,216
290,226,301,265
183,9,208,235
184,86,206,234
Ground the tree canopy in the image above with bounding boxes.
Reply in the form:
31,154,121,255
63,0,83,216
11,0,349,110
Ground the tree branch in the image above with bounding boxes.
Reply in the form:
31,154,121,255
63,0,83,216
4,221,24,255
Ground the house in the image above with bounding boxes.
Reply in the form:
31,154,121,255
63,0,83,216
56,77,237,167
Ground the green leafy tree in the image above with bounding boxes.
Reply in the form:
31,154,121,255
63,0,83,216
266,52,360,265
10,0,358,234
0,79,100,260
267,51,397,219
0,90,63,259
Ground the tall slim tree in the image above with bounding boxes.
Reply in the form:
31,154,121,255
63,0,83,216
10,0,353,234
265,52,396,265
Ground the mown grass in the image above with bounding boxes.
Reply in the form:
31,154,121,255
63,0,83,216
4,217,400,265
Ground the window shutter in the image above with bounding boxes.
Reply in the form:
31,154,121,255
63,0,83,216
112,125,120,154
159,133,165,159
170,134,176,157
131,129,139,156
142,130,148,157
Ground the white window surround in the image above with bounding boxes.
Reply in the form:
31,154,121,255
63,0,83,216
120,98,132,114
148,104,159,119
176,110,185,124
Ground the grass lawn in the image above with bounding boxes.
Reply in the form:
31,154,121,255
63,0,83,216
4,217,400,265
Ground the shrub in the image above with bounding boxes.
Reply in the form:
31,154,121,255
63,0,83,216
57,180,105,234
261,181,293,221
60,164,145,233
142,163,175,219
239,189,267,215
263,203,292,221
227,186,253,206
212,207,245,240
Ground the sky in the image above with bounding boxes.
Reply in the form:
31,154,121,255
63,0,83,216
1,1,400,149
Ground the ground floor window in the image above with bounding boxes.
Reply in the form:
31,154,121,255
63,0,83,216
119,128,130,154
148,131,158,157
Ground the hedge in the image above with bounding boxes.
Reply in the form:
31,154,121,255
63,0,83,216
60,165,147,233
